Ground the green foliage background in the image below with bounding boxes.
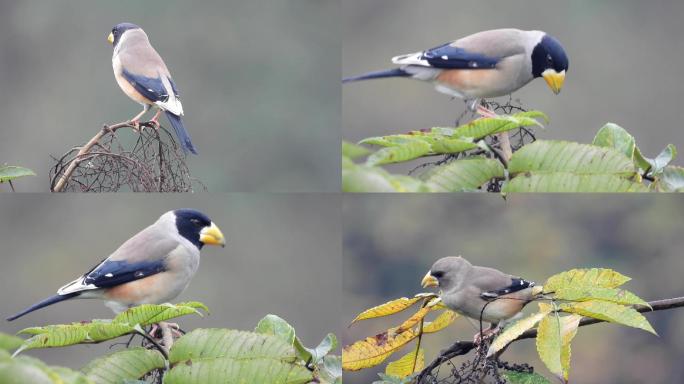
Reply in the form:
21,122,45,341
0,0,339,192
342,195,684,383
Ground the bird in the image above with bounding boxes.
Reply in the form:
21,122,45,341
343,29,569,117
421,256,539,338
6,209,225,322
108,22,198,155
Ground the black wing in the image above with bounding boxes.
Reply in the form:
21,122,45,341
122,69,178,103
84,258,167,289
480,278,535,300
421,43,500,69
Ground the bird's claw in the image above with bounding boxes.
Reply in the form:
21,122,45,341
476,105,498,119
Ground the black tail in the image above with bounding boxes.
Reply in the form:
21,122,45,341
165,111,198,155
6,293,80,321
342,68,410,83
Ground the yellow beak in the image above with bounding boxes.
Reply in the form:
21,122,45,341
107,32,114,45
421,271,439,288
199,222,226,247
542,69,566,95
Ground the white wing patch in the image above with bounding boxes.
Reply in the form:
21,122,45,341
392,51,430,67
57,276,98,295
155,73,184,116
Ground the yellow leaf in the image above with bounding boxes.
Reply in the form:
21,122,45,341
544,269,630,292
342,328,418,371
560,300,657,335
396,307,431,334
423,310,459,334
385,346,424,378
554,286,648,307
560,315,581,381
536,314,563,381
349,297,423,325
488,309,552,357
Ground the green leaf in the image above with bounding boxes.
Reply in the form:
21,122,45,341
365,140,432,166
450,111,547,140
318,355,342,384
302,333,338,364
0,166,35,183
113,302,207,327
0,360,54,384
560,300,657,335
536,314,563,381
342,141,371,159
0,333,23,352
508,141,637,176
255,314,296,346
559,315,581,382
14,303,209,353
633,147,653,172
553,286,648,307
81,347,165,384
488,310,551,356
651,144,677,174
544,268,631,293
373,372,415,384
422,158,505,192
657,166,684,192
426,138,478,155
163,357,313,384
592,123,636,160
503,173,648,193
169,329,297,364
503,371,551,384
15,321,133,353
342,167,399,192
635,144,678,176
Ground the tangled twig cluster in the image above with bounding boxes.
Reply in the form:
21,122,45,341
414,335,532,384
50,122,204,192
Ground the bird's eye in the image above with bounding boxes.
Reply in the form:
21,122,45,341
432,271,445,279
546,54,553,63
190,218,201,226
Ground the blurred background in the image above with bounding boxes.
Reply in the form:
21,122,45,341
343,195,684,383
0,194,341,368
343,0,684,173
0,0,339,192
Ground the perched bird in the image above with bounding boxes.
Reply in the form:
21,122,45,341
421,256,538,336
108,23,198,154
343,29,569,116
7,209,225,321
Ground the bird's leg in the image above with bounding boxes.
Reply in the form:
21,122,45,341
158,322,174,352
148,109,162,130
476,104,499,119
473,324,499,345
164,322,184,338
128,105,150,131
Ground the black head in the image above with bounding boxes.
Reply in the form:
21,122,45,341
173,209,213,249
531,34,569,78
109,22,141,47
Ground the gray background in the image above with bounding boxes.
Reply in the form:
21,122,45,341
0,194,342,369
343,0,684,171
343,195,684,384
0,0,340,192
